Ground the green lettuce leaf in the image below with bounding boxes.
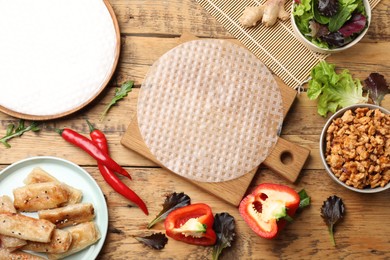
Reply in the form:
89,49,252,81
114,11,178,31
294,0,312,14
355,0,366,14
308,61,368,117
294,0,314,35
312,0,330,25
328,4,358,32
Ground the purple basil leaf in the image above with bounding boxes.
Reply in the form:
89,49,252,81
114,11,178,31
363,73,390,105
147,192,191,229
321,195,345,246
309,20,329,38
339,14,367,37
148,192,191,228
321,32,346,47
212,213,236,260
135,233,168,250
318,0,339,17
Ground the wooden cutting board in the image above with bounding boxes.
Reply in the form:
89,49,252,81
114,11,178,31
121,34,310,206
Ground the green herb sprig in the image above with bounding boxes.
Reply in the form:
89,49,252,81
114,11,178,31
0,120,40,148
100,80,134,121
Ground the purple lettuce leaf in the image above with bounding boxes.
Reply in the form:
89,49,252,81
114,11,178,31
339,14,367,37
321,32,346,47
309,20,329,38
318,0,339,17
363,73,390,105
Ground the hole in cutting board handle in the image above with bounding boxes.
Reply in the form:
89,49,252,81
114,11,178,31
280,151,293,165
263,137,310,183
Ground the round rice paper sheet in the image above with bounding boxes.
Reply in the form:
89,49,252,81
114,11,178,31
138,40,283,182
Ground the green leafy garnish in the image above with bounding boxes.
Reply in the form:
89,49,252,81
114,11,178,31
134,233,168,250
0,120,40,148
284,189,310,221
328,4,357,32
313,0,330,24
212,212,236,260
293,0,313,34
283,214,294,222
307,60,368,117
100,80,134,121
321,195,345,246
147,192,191,229
298,189,311,209
293,0,367,49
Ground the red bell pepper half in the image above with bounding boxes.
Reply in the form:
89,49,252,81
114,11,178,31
165,203,217,246
239,183,301,239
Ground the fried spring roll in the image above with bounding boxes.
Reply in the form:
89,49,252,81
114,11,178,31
0,234,27,252
13,182,69,212
22,229,72,254
0,248,45,260
0,195,17,214
23,167,58,184
24,167,83,205
0,213,55,243
47,222,101,260
0,196,27,251
38,203,95,228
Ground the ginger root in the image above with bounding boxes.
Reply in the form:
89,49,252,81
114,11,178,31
239,0,289,28
239,6,265,28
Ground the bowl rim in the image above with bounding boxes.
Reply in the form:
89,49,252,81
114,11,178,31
291,0,372,54
319,103,390,193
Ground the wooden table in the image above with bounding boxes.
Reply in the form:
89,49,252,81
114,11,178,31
0,0,389,259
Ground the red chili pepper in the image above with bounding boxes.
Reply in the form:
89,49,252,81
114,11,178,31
239,183,300,239
86,120,148,215
56,128,131,179
165,203,217,246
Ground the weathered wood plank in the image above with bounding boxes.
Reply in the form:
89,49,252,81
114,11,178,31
109,0,231,38
365,0,390,41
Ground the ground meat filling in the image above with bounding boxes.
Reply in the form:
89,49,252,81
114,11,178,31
325,108,390,189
